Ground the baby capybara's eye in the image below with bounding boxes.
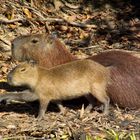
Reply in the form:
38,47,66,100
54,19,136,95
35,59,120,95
20,68,26,72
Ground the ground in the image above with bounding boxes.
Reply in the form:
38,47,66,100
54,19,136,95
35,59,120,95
0,0,140,139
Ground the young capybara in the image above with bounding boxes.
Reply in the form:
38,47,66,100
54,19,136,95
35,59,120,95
10,33,140,109
7,60,110,120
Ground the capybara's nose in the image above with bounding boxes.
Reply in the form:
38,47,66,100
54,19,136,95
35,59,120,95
7,73,12,84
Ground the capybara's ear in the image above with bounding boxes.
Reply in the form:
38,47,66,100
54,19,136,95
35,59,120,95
51,32,57,39
46,32,57,47
45,32,55,41
28,60,37,67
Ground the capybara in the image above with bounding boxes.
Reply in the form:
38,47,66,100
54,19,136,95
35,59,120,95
10,34,140,109
7,60,110,120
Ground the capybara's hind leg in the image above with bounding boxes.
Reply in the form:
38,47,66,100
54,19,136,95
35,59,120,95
85,94,97,112
91,84,110,114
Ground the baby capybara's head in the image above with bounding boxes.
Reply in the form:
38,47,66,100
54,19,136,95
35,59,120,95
7,62,38,88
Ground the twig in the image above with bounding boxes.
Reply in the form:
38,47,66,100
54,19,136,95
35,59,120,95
41,18,97,28
2,136,44,140
64,2,81,9
0,17,97,29
0,18,26,24
64,20,97,28
78,45,100,50
80,104,85,118
45,22,51,34
0,38,11,46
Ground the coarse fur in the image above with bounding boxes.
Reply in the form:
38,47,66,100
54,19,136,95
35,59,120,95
7,60,110,120
11,34,140,109
91,51,140,108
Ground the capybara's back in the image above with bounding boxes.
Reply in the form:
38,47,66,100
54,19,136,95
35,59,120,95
90,51,140,108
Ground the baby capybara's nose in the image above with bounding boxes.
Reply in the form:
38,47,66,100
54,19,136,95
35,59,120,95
7,73,12,84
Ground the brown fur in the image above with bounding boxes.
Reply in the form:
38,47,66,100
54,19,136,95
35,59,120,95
7,60,110,120
12,34,76,67
91,51,140,108
11,34,140,108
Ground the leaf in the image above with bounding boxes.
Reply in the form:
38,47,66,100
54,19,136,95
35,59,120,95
53,0,64,11
22,8,32,19
60,134,69,139
0,79,7,82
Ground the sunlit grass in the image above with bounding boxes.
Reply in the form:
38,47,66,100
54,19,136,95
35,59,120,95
83,129,138,140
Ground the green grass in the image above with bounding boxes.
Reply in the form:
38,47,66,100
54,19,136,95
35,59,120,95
82,130,138,140
105,129,137,140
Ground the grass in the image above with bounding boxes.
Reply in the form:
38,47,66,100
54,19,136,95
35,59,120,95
1,130,138,140
83,129,138,140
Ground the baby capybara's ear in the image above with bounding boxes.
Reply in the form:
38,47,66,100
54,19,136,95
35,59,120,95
28,60,37,67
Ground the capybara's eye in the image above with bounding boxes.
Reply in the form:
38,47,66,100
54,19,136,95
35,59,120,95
31,38,39,44
20,68,26,72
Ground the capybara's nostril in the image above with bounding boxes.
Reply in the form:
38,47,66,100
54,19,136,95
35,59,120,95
7,73,12,84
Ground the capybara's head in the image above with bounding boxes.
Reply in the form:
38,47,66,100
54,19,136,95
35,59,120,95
7,62,38,88
11,33,76,68
11,33,54,62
